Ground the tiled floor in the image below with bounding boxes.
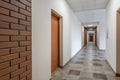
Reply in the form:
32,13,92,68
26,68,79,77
51,42,120,80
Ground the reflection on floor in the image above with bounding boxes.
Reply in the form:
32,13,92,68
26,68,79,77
51,43,120,80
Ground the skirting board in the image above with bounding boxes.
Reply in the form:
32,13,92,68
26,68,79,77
105,59,120,77
60,48,82,68
116,73,120,77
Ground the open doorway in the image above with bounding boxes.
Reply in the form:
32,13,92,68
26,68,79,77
51,10,63,74
84,26,98,47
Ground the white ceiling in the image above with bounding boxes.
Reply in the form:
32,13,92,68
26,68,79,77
66,0,110,12
75,9,106,26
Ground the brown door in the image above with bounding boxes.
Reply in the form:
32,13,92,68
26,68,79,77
84,28,87,46
95,27,97,46
89,35,93,42
51,13,60,73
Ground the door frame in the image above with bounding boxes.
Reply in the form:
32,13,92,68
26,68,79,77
51,9,63,73
84,27,87,46
116,8,120,76
95,27,98,47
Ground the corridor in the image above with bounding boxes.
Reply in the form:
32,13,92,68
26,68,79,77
51,43,119,80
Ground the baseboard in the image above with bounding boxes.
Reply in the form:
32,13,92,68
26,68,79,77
59,58,72,69
116,73,120,77
105,59,120,77
105,59,116,73
60,48,82,68
99,49,106,51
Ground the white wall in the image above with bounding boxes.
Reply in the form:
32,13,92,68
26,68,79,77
97,26,100,48
75,9,106,50
71,17,82,57
32,0,82,80
81,26,85,47
106,0,120,72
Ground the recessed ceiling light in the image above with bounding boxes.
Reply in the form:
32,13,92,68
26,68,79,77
88,24,93,26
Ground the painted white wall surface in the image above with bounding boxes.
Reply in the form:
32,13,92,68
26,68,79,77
32,0,82,80
106,0,120,73
97,26,100,48
71,20,82,57
81,26,85,47
75,9,106,50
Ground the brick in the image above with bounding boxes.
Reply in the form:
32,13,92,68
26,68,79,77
0,53,18,63
0,0,32,79
0,1,18,11
4,0,10,2
20,61,31,68
27,55,31,60
10,76,19,80
0,29,18,35
21,77,27,80
27,0,32,3
0,61,10,70
0,36,9,42
11,11,26,20
11,0,26,9
0,49,9,56
0,21,9,28
0,42,18,48
19,0,31,7
20,20,31,26
27,6,31,12
20,41,31,46
27,36,31,40
27,65,31,70
20,8,31,16
27,16,31,21
20,31,31,36
0,7,9,15
27,46,31,51
0,74,10,80
20,70,31,79
11,23,26,30
0,14,18,23
27,73,31,80
0,65,18,76
26,27,31,31
11,57,26,66
11,67,26,77
11,47,26,53
20,51,31,57
11,36,26,41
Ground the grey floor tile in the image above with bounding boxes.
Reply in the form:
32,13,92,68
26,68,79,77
51,43,117,80
68,70,80,76
93,73,107,80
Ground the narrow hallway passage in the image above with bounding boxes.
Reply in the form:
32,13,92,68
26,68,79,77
51,43,119,80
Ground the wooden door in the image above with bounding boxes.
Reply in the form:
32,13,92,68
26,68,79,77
84,28,87,46
51,13,60,73
95,28,97,46
89,35,93,42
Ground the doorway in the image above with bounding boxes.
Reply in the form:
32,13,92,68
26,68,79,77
84,27,97,46
89,34,94,42
51,10,63,74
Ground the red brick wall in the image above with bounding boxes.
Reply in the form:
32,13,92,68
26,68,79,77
0,0,32,80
